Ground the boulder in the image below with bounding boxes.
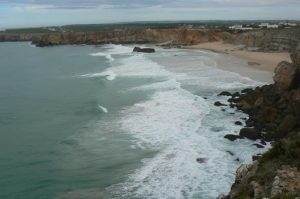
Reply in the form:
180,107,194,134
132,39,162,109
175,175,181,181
252,144,264,148
235,121,243,126
273,61,297,90
133,47,155,53
214,101,227,106
239,128,261,140
224,134,242,141
218,91,232,96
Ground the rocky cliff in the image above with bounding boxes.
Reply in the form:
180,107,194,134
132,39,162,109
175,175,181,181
232,28,300,52
218,46,300,199
1,28,299,52
0,28,231,47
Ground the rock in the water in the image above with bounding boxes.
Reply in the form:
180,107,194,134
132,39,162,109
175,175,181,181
252,144,264,148
239,128,261,140
226,151,235,156
224,134,242,141
133,47,155,53
235,121,243,126
273,61,297,90
196,158,208,164
214,101,227,106
218,91,232,96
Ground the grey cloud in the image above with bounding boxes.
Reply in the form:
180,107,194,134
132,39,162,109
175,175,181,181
0,0,299,9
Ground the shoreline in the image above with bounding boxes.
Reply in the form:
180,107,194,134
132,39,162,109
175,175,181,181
185,42,291,73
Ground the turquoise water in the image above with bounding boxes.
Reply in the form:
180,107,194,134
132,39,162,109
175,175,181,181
0,42,269,199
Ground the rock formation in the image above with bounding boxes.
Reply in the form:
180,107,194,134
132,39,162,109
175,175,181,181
232,28,300,52
219,45,300,199
132,47,155,53
0,28,232,47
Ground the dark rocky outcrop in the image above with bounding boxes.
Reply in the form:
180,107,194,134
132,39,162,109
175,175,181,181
218,91,232,96
239,128,261,141
219,46,300,199
214,101,227,106
133,47,155,53
234,121,243,126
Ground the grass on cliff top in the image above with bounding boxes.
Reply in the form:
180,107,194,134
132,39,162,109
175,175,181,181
234,134,300,199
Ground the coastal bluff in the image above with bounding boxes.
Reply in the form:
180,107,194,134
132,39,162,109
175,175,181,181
0,28,231,47
1,28,300,52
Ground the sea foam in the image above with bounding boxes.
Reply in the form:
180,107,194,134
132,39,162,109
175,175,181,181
105,46,269,199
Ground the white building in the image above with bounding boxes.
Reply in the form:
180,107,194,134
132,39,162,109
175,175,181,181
259,23,269,28
280,22,297,27
259,23,279,29
267,24,279,29
229,25,253,30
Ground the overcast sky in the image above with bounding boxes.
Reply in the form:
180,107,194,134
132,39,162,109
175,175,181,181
1,0,300,28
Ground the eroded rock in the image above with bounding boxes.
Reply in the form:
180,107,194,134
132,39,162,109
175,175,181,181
273,61,297,90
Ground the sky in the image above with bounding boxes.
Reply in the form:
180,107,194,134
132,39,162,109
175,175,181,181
0,0,300,28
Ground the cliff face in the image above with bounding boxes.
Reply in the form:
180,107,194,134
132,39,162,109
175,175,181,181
233,28,300,52
0,28,230,47
1,28,299,51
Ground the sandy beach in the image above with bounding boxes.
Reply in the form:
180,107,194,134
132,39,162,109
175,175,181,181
186,42,291,72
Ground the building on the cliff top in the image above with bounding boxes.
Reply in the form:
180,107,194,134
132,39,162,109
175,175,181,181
279,22,297,27
259,23,279,29
229,25,253,31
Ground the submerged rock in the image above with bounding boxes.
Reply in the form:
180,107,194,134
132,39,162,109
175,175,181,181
224,134,242,141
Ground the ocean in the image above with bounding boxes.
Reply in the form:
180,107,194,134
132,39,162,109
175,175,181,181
0,42,270,199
